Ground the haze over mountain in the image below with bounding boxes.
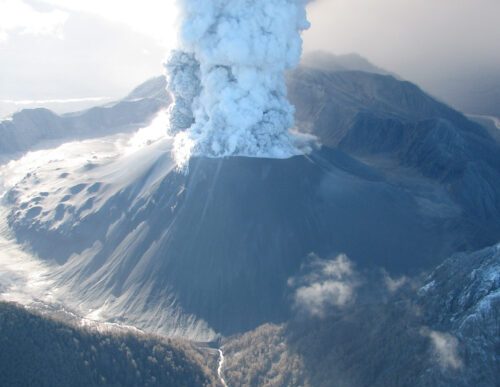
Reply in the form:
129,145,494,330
305,0,500,119
301,51,392,76
433,71,500,118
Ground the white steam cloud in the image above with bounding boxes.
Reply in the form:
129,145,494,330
165,0,311,163
420,328,463,371
289,254,359,318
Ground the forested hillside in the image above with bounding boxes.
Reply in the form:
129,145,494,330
0,302,218,387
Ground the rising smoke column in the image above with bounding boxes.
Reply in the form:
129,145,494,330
165,0,310,161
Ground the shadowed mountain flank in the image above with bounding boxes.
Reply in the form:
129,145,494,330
4,60,500,338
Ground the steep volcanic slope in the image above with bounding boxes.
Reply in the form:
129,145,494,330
222,244,500,387
2,60,500,338
5,140,471,336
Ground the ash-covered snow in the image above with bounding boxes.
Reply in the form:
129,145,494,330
0,112,216,341
418,244,500,359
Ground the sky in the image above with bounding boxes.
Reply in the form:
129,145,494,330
1,0,499,116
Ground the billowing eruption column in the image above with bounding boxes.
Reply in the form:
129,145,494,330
165,0,310,162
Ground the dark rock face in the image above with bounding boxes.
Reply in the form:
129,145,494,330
7,148,474,335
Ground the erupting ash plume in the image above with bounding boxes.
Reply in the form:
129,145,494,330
165,0,311,163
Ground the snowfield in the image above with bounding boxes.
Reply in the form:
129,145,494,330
0,110,216,341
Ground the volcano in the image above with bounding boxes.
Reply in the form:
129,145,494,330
3,59,500,339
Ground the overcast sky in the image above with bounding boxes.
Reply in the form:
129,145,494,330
1,0,499,114
306,0,500,82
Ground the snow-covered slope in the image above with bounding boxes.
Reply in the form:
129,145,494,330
1,114,217,340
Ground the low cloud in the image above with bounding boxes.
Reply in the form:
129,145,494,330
382,271,409,293
421,327,463,370
289,254,359,318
